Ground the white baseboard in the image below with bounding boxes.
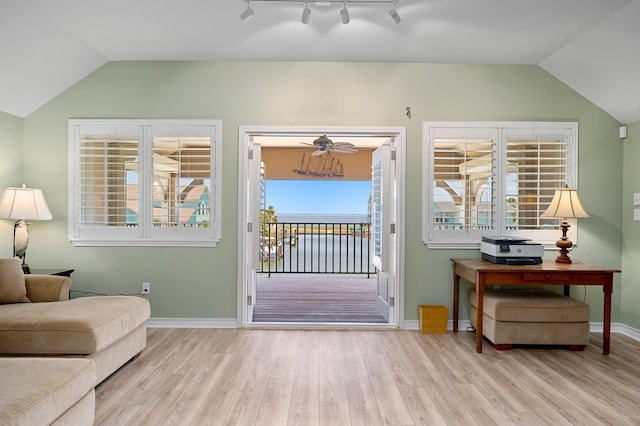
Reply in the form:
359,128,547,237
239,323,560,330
403,320,472,332
149,318,471,331
147,317,640,343
611,322,640,340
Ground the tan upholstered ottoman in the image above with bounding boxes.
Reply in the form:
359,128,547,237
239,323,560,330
469,289,590,350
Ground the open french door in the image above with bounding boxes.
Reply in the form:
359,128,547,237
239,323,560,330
239,126,405,328
371,140,396,322
245,142,262,322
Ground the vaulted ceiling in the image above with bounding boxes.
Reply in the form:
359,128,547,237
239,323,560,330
2,0,639,123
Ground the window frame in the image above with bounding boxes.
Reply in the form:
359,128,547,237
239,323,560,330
422,121,579,249
68,119,222,247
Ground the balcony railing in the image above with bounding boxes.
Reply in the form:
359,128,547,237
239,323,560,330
259,222,374,277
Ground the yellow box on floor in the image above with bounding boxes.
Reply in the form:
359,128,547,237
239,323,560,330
419,305,448,334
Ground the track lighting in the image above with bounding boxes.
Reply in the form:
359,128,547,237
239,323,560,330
240,1,402,25
388,4,401,24
240,0,255,22
301,2,311,24
340,3,350,24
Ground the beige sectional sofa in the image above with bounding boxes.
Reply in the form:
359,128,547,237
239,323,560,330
0,358,96,425
0,258,150,425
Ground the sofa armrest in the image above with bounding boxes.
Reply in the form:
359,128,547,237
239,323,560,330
25,275,71,302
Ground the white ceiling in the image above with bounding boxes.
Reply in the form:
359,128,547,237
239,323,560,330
2,0,639,123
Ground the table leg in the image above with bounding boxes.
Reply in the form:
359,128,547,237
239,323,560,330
476,272,484,353
603,278,613,355
453,271,460,333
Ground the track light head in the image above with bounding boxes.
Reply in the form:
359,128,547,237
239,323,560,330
240,0,402,26
388,7,401,24
240,1,255,22
301,4,311,24
340,4,350,24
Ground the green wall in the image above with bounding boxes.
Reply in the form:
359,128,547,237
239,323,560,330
622,120,640,328
0,111,23,188
15,61,625,324
0,111,24,246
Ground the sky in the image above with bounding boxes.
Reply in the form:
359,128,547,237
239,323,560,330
265,180,371,214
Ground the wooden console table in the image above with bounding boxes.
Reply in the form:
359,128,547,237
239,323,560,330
451,258,620,354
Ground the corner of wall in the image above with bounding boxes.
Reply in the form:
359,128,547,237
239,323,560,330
621,119,640,328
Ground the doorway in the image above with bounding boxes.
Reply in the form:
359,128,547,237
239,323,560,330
237,126,406,329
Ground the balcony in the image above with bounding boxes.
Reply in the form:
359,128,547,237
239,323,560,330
259,222,374,277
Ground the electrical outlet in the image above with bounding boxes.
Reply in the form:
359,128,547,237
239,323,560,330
634,193,640,206
141,282,150,294
635,209,640,222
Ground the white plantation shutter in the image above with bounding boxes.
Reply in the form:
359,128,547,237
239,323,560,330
503,126,572,239
146,125,216,241
69,119,221,246
150,138,211,227
71,123,143,241
371,142,392,271
372,154,383,261
426,125,500,246
423,122,577,248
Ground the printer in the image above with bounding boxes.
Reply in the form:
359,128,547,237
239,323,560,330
480,236,543,265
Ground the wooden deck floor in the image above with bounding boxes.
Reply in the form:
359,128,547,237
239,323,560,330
252,274,386,323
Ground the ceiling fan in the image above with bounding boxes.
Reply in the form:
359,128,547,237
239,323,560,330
301,135,357,156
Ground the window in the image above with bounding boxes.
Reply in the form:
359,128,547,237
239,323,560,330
68,119,221,246
423,122,578,248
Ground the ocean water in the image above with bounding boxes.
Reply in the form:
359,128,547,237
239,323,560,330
276,213,369,223
261,233,374,274
260,216,373,274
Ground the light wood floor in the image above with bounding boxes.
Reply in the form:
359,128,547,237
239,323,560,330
95,328,640,425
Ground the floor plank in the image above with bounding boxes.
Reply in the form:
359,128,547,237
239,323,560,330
253,275,386,323
95,329,640,425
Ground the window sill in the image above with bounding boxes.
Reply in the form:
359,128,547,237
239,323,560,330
68,238,220,247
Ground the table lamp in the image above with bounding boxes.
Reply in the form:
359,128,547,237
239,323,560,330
541,184,589,264
0,184,53,273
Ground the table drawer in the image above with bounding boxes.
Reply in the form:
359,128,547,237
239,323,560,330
522,272,572,281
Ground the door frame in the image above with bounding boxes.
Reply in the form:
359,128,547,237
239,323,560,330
237,125,406,329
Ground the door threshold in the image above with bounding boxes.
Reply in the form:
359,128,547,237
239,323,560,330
244,321,398,330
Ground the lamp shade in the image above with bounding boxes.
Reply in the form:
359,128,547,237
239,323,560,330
0,185,52,221
541,185,589,219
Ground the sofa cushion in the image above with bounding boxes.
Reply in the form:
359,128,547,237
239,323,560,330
0,258,30,304
0,357,96,426
0,295,150,355
469,289,589,323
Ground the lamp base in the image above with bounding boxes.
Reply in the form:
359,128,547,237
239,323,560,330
21,263,31,274
555,252,572,264
555,219,573,264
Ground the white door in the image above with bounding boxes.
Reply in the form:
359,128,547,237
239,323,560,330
245,142,262,322
371,140,395,322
